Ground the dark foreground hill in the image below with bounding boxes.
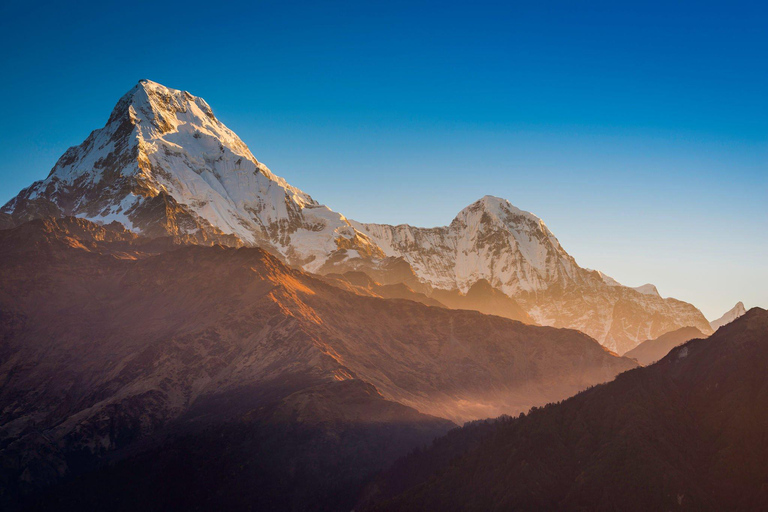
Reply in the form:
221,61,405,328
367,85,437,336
363,308,768,512
0,218,635,510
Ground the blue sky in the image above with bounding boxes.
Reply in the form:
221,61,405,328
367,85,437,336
1,0,765,318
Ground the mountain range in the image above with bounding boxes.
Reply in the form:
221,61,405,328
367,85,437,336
0,79,760,511
0,80,714,354
0,216,635,509
362,308,768,512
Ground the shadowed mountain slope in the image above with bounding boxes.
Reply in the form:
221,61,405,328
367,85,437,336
320,271,445,308
364,308,768,512
432,278,533,323
0,218,636,509
624,326,706,364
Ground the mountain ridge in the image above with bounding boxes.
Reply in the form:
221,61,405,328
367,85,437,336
0,217,637,507
354,194,712,352
0,79,379,268
623,325,706,364
710,301,747,331
363,308,768,512
0,80,713,352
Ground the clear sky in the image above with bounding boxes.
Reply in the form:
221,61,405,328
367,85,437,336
1,0,765,319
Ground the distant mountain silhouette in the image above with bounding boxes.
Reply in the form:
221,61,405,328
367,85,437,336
431,278,533,323
710,301,747,331
623,326,706,364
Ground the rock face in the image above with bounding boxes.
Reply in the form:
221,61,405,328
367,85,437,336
710,301,747,331
623,325,706,364
0,218,636,508
354,196,713,353
363,308,768,512
1,80,712,352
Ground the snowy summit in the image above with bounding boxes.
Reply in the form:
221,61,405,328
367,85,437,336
1,80,714,353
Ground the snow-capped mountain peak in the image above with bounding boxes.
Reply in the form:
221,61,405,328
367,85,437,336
710,301,747,331
590,269,622,287
355,196,713,353
108,79,313,207
354,194,582,297
632,283,660,297
2,80,713,353
457,195,566,265
2,80,379,269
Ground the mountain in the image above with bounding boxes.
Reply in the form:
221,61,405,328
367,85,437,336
362,308,768,512
354,196,713,353
0,217,636,509
623,326,706,364
0,79,381,270
320,270,445,308
431,279,533,323
320,270,534,324
710,301,747,330
23,379,453,512
1,80,712,352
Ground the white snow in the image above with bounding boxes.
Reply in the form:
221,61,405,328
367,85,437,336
588,269,622,287
632,284,660,297
353,195,580,295
344,250,361,260
95,193,141,231
710,301,747,330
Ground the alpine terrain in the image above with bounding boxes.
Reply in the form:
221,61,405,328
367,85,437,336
623,326,706,365
0,80,715,353
353,198,713,353
362,308,768,512
0,217,636,510
710,301,747,331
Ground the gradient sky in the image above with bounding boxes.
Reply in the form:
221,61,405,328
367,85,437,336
1,0,765,319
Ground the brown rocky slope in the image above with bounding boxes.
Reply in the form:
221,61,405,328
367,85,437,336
0,217,637,509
